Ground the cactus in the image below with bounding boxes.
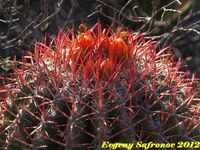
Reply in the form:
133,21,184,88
0,22,199,150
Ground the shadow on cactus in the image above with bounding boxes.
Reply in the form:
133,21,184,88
0,22,199,149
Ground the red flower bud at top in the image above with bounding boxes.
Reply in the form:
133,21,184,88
109,37,129,60
77,32,94,50
77,24,94,50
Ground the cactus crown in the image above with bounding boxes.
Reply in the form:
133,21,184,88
0,22,199,149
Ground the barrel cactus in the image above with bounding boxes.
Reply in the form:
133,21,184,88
0,22,199,150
